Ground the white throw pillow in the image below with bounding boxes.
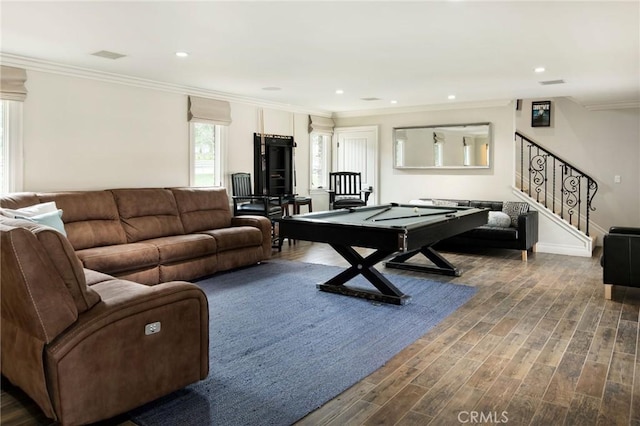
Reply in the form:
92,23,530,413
1,201,58,218
433,199,458,207
409,199,434,206
487,211,512,228
15,209,67,236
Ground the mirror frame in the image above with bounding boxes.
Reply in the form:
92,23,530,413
393,122,492,170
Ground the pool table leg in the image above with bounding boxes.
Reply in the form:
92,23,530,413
316,244,411,305
385,246,461,277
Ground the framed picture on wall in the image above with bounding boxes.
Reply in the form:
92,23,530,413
531,100,551,127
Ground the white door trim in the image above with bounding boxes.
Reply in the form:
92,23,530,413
332,125,379,205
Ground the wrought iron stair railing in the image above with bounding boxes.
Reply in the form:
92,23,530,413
515,132,598,236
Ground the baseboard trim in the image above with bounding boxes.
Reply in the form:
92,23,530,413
535,242,593,258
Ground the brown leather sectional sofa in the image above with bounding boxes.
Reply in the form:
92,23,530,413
1,187,273,283
0,187,272,425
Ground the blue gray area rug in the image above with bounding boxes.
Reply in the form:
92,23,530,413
128,260,476,426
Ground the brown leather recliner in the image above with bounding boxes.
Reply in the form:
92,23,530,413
1,217,209,426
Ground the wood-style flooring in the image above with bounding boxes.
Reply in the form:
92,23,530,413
2,241,638,426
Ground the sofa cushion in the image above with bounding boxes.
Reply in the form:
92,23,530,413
487,211,512,228
171,187,232,233
204,226,263,251
462,225,518,241
111,189,185,242
76,242,159,275
433,199,459,207
0,217,100,313
0,192,41,210
144,234,217,264
502,201,530,227
38,191,127,250
84,269,115,286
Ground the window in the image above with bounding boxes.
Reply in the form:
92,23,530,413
190,122,225,187
0,100,23,193
310,132,331,189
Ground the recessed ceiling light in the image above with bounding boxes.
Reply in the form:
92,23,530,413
448,95,456,100
534,67,546,73
262,86,282,91
335,89,344,95
390,100,398,104
175,51,189,58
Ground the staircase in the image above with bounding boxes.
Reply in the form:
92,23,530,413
514,132,599,256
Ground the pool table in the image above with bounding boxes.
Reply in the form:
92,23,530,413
276,203,488,305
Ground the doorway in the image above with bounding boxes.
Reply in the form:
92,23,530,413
332,126,379,205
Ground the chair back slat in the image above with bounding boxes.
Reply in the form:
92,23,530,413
231,173,252,197
330,171,362,196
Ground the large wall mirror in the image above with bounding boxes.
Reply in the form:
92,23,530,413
393,122,491,169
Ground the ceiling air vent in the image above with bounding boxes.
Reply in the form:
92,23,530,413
91,50,127,60
361,97,381,101
539,79,565,86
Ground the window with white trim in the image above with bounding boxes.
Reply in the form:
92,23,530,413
0,100,23,194
310,132,331,189
190,122,225,187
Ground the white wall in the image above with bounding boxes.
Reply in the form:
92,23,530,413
334,99,639,253
22,70,311,197
21,70,638,253
515,98,640,231
333,103,517,204
24,71,188,190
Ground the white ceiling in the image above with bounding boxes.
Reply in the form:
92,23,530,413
1,1,639,114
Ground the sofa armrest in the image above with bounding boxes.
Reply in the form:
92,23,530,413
517,210,539,250
603,231,640,286
609,226,640,236
44,279,209,425
231,215,272,259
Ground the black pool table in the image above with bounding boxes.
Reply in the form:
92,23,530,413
276,203,488,305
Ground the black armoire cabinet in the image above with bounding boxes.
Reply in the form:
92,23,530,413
253,133,295,199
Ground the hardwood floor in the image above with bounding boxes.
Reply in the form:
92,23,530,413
2,242,638,425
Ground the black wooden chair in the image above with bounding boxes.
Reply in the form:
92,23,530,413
327,171,372,210
231,172,283,246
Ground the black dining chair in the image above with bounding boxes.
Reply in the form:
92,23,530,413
327,171,372,210
231,172,283,246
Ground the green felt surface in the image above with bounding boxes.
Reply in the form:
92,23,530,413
307,205,462,227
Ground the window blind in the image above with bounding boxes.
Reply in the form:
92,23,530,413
308,115,335,134
188,96,232,125
0,66,27,102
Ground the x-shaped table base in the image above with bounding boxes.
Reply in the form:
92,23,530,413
316,244,411,305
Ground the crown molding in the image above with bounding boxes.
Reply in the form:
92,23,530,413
568,96,640,111
583,101,640,111
0,52,333,117
331,99,514,119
